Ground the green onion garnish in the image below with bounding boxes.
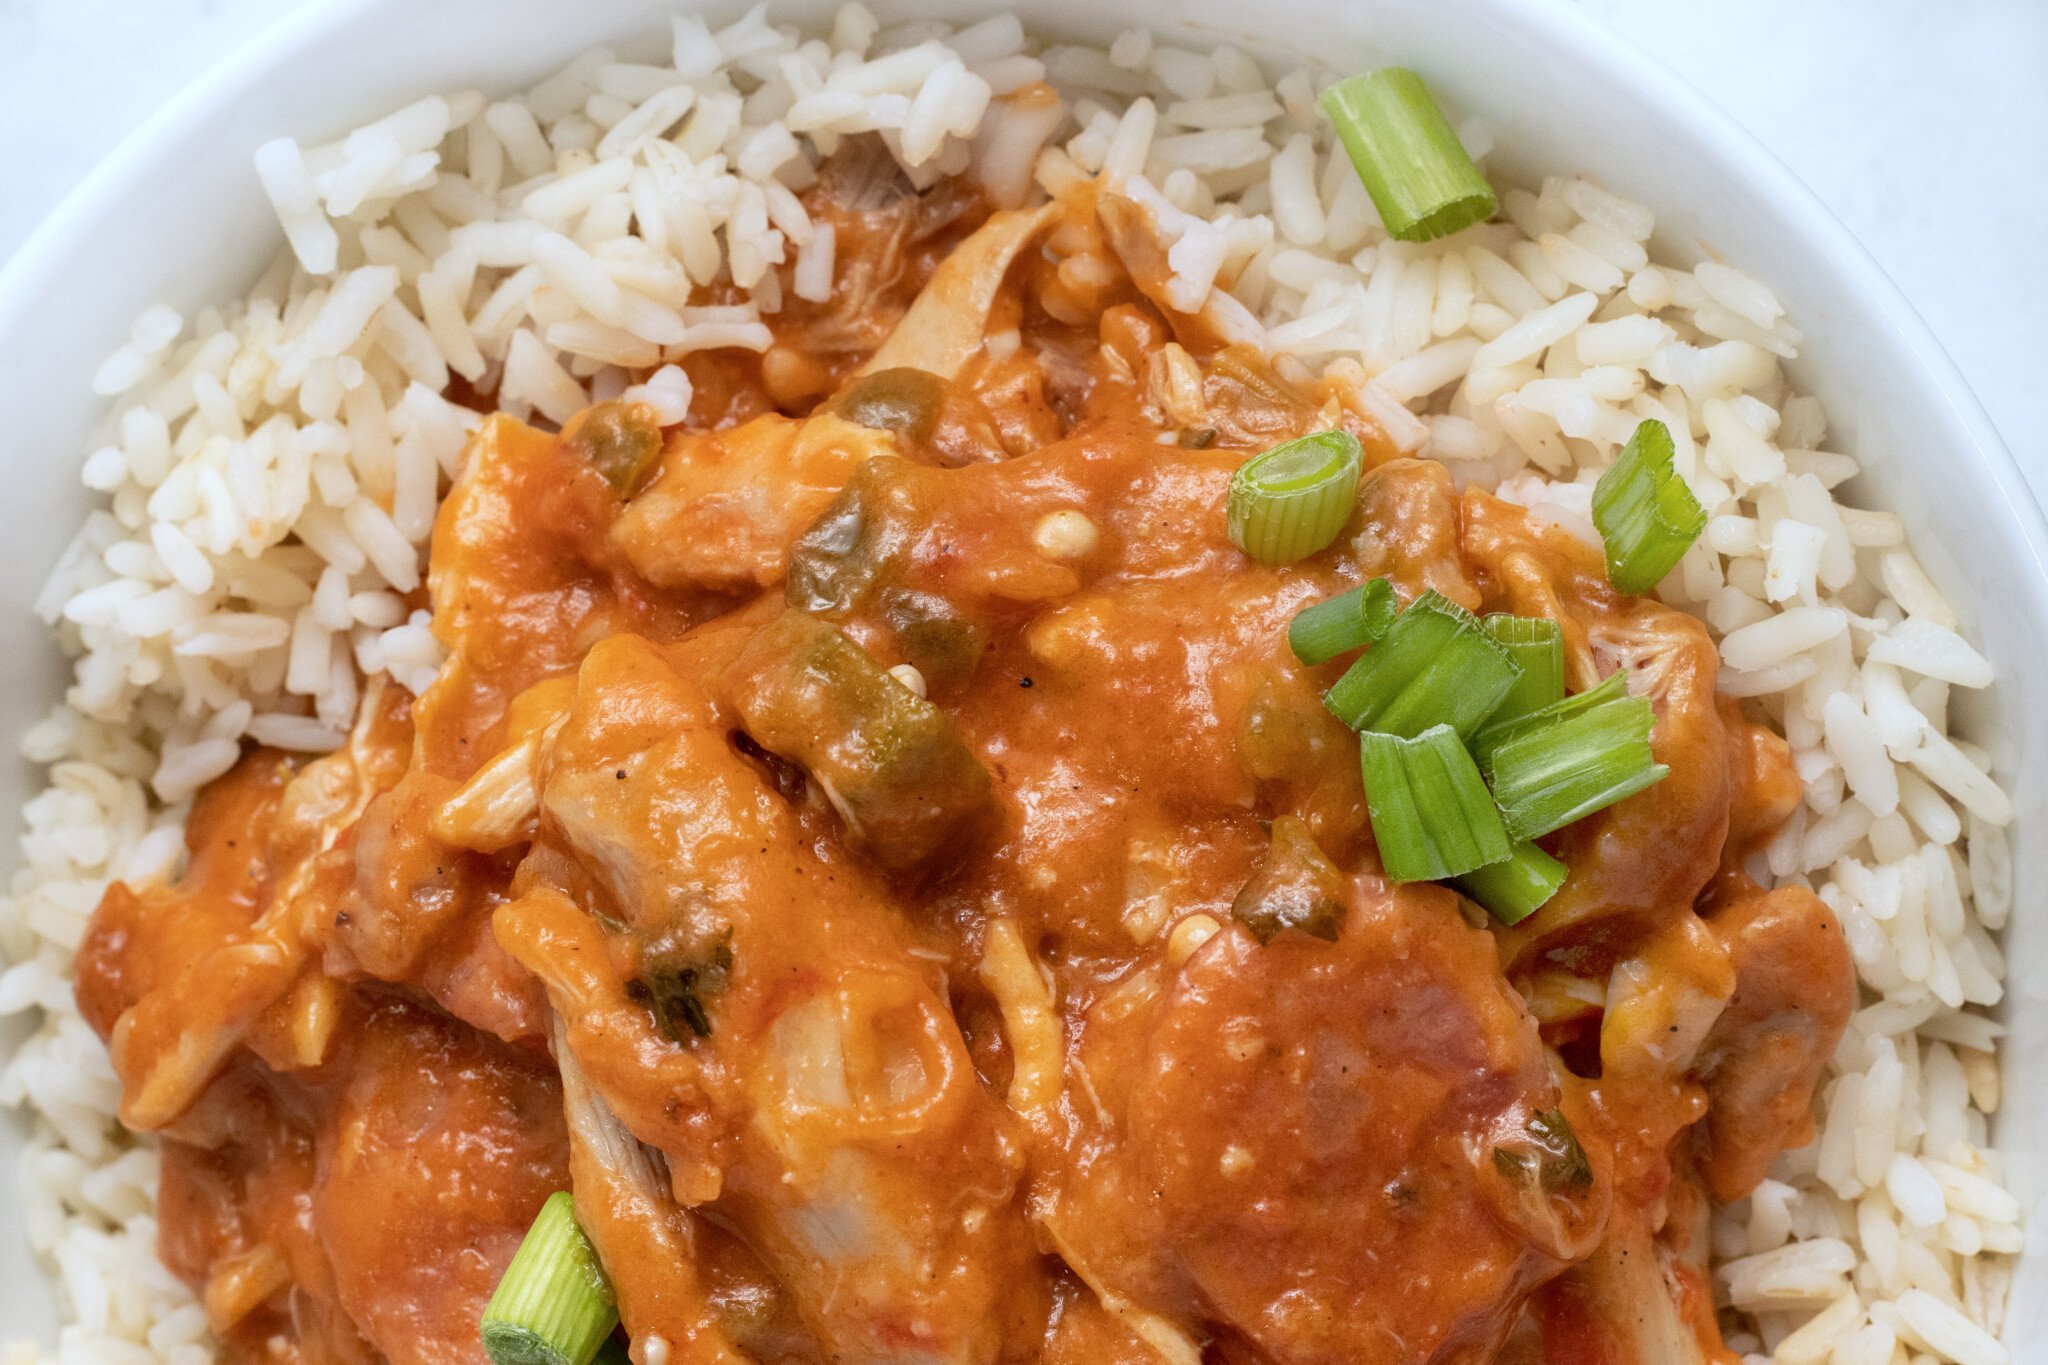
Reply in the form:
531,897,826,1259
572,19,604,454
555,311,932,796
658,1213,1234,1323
1289,578,1398,665
1481,685,1668,841
1454,840,1568,925
1359,724,1512,882
1470,668,1627,769
481,1193,619,1365
1323,590,1521,739
1227,430,1364,565
1481,614,1564,725
1319,68,1497,243
1592,419,1707,594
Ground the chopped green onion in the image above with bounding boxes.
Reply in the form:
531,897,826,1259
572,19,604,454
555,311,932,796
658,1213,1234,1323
1324,590,1521,739
1227,430,1364,565
481,1193,619,1365
1482,614,1565,725
1592,419,1707,594
1454,841,1568,925
1482,688,1669,841
1359,724,1512,882
1288,578,1398,665
1469,668,1629,770
1320,68,1497,243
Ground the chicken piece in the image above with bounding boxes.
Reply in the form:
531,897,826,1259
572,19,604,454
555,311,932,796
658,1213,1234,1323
1690,886,1855,1201
780,135,987,361
1350,458,1482,609
550,1013,747,1364
1095,191,1262,354
155,1063,374,1365
1044,875,1610,1364
1462,491,1731,973
1532,1216,1714,1365
314,408,715,1031
611,412,898,594
426,413,696,773
859,202,1058,381
513,632,1044,1363
312,999,567,1365
1719,699,1803,864
90,683,411,1131
76,751,295,1043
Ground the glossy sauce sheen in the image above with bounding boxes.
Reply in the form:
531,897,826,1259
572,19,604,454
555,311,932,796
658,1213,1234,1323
77,148,1853,1365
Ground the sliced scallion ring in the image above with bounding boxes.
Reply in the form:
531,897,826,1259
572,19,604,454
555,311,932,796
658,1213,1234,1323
1227,430,1364,565
1320,68,1497,243
1289,577,1398,665
1592,418,1707,594
1454,840,1568,925
1323,589,1522,739
1359,723,1513,882
481,1192,619,1365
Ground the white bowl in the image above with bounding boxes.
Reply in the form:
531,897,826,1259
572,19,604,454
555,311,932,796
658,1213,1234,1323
3,0,2043,1352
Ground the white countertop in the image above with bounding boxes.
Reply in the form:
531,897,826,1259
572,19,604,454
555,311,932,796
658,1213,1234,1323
4,0,2043,499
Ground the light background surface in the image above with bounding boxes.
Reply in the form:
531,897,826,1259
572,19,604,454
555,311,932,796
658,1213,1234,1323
2,0,2044,496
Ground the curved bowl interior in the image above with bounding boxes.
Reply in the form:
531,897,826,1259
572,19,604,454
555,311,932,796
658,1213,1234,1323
1,0,2042,1349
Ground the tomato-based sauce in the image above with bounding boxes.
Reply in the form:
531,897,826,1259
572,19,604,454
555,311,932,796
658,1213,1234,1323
77,140,1851,1365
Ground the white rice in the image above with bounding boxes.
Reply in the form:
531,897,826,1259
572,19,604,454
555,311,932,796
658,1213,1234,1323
0,6,2020,1362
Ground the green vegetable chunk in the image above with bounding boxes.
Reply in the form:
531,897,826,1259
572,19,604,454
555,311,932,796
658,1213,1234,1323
1231,814,1348,944
1470,668,1627,769
723,611,996,869
831,367,947,448
1320,68,1497,243
1359,724,1512,883
566,401,666,499
1481,681,1668,841
1323,590,1521,739
1227,430,1364,565
1492,1108,1594,1193
1454,840,1568,925
1592,418,1707,594
1288,578,1399,666
1481,614,1564,726
480,1192,618,1365
625,929,733,1041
